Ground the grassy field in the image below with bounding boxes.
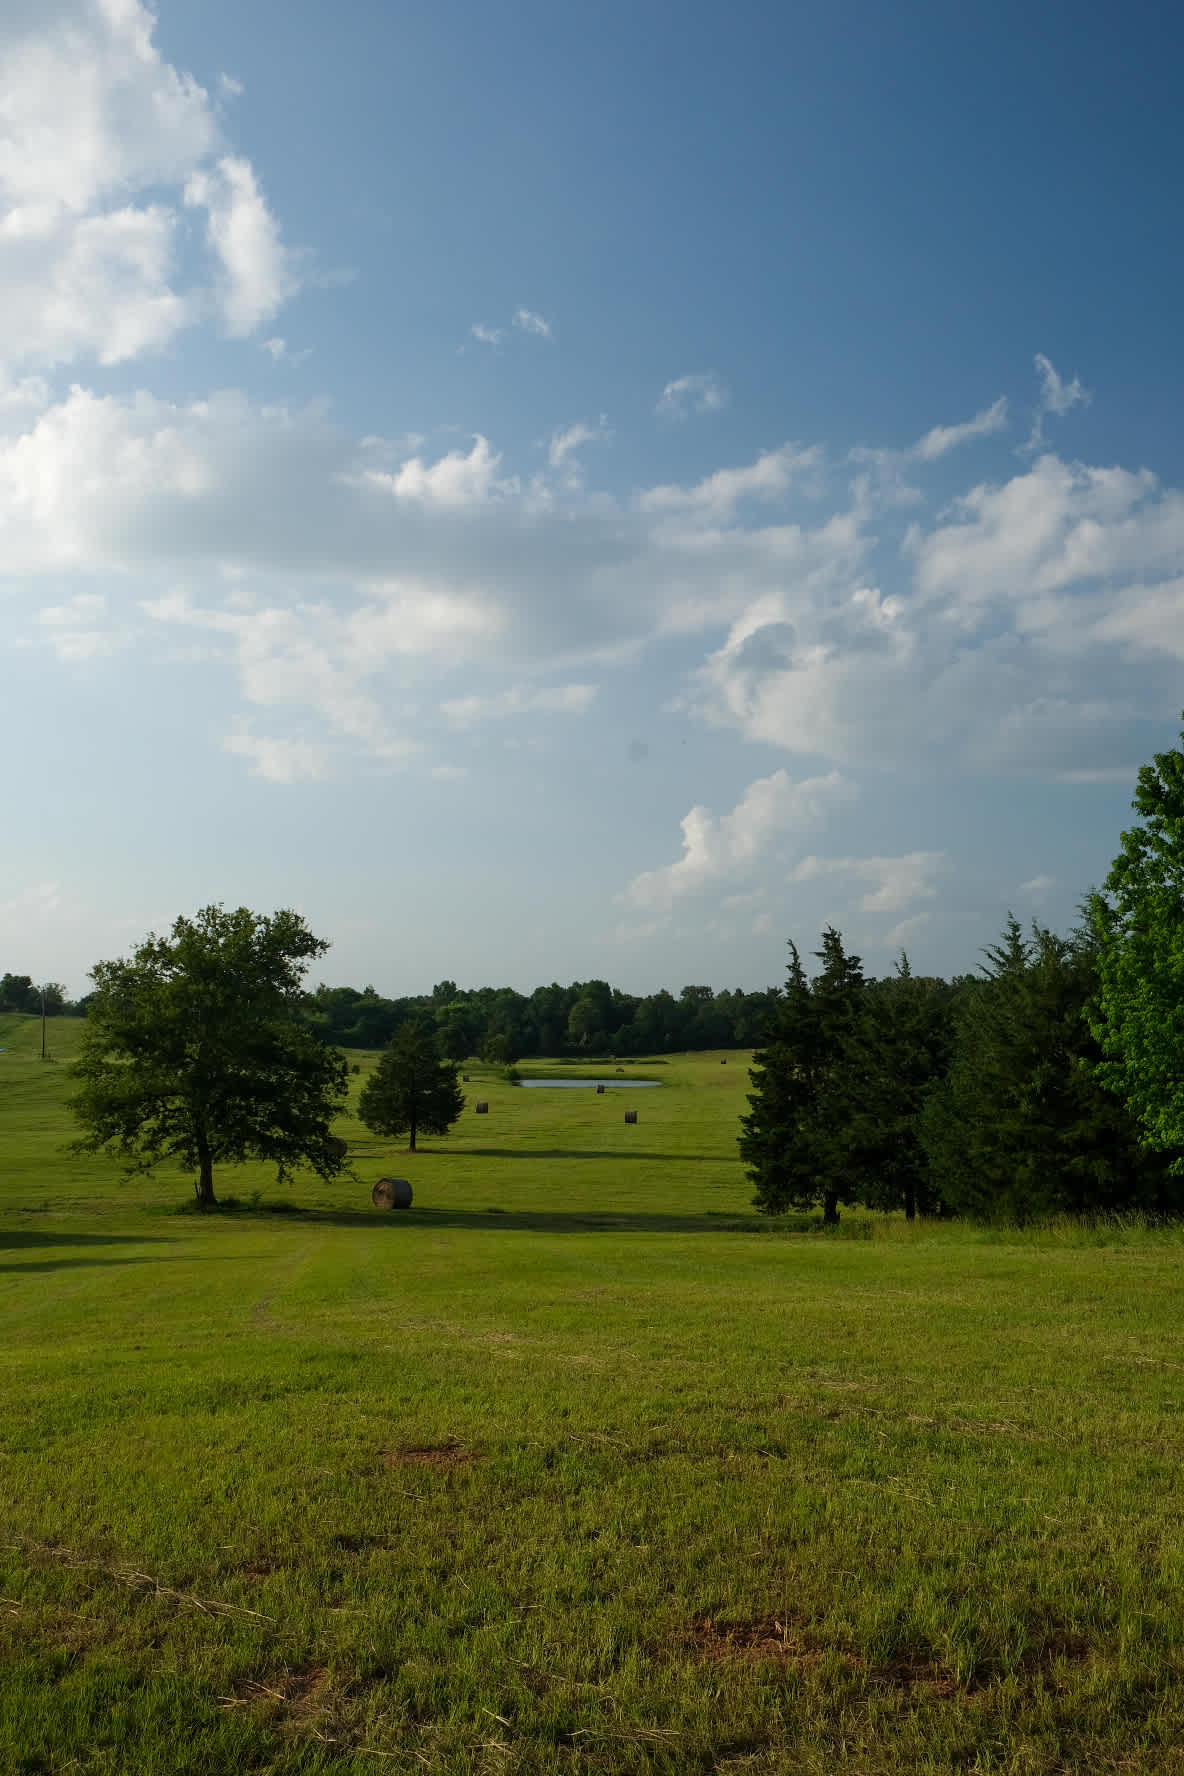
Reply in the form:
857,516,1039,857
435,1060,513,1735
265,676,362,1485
2,1015,1183,1773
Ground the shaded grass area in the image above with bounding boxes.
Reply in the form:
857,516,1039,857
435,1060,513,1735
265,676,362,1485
2,1016,1184,1770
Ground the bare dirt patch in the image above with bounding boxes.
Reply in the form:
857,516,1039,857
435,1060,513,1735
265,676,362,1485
221,1663,333,1721
384,1444,479,1469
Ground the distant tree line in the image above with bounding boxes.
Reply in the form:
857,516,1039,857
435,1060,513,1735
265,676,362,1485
0,975,84,1017
303,978,780,1060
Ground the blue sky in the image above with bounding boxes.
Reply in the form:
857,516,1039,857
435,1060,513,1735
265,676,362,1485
3,0,1183,998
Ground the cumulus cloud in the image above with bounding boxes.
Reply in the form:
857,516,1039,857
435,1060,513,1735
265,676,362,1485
5,354,1184,789
656,372,728,419
626,769,856,909
441,683,598,724
789,851,947,914
0,0,296,369
513,308,552,339
184,156,295,336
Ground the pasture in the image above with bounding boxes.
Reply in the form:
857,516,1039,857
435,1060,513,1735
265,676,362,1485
1,1014,1183,1773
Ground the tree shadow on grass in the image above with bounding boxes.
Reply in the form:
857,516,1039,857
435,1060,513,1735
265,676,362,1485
0,1255,181,1274
281,1206,805,1236
440,1148,732,1164
0,1229,172,1251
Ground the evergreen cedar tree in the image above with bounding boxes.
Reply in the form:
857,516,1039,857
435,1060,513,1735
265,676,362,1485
740,929,951,1223
741,916,1178,1224
69,906,349,1209
1090,720,1184,1166
358,1020,465,1152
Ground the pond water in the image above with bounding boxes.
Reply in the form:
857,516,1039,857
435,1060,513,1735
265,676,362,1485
518,1078,662,1090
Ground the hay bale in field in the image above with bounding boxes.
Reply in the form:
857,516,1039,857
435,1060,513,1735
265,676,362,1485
475,1101,489,1114
721,1058,727,1064
373,1177,412,1210
616,1066,624,1073
596,1083,605,1094
624,1109,638,1125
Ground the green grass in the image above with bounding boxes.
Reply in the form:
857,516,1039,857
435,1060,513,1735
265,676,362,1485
2,1015,1183,1772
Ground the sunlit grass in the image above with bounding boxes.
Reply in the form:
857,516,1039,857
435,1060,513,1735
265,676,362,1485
2,1014,1182,1771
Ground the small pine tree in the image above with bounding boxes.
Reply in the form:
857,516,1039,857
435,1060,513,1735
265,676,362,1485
740,930,867,1223
358,1019,465,1153
842,958,954,1220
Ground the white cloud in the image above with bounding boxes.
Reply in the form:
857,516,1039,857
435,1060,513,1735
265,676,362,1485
0,1,296,369
430,763,469,780
639,445,821,520
657,372,728,420
1025,353,1090,452
218,73,244,100
513,307,552,339
470,322,504,346
223,726,330,782
790,851,947,914
548,417,610,470
626,769,856,909
184,156,295,336
371,435,517,509
885,912,931,949
441,683,598,724
911,397,1008,462
1018,873,1055,899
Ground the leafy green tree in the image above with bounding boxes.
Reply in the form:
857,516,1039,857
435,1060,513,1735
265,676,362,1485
1090,725,1184,1163
921,917,1169,1221
0,973,38,1013
70,906,349,1209
358,1019,465,1152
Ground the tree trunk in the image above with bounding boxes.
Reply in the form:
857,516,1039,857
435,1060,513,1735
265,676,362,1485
194,1124,216,1209
823,1190,840,1225
408,1107,417,1153
904,1181,916,1222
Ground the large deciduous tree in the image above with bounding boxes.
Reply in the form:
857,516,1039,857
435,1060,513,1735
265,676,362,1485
1090,723,1184,1165
358,1019,465,1152
70,906,350,1209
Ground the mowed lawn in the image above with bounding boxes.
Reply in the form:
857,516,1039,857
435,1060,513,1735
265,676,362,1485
1,1018,1183,1773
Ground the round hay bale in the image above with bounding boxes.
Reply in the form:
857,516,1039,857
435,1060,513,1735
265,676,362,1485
475,1100,489,1114
373,1177,413,1210
616,1067,624,1073
624,1109,638,1124
596,1083,605,1094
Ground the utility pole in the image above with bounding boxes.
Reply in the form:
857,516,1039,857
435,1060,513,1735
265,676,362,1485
40,983,47,1061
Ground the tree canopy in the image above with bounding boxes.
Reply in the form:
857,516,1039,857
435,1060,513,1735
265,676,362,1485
70,905,349,1208
358,1019,465,1152
1090,720,1184,1164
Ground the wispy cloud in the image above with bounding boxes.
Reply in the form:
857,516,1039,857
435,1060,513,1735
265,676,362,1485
548,416,610,470
470,322,505,346
441,684,598,725
789,851,947,914
639,444,820,519
223,726,330,782
912,397,1008,462
656,372,728,420
1025,353,1090,452
513,308,552,339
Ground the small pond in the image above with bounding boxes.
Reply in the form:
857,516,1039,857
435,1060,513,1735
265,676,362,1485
518,1078,662,1089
